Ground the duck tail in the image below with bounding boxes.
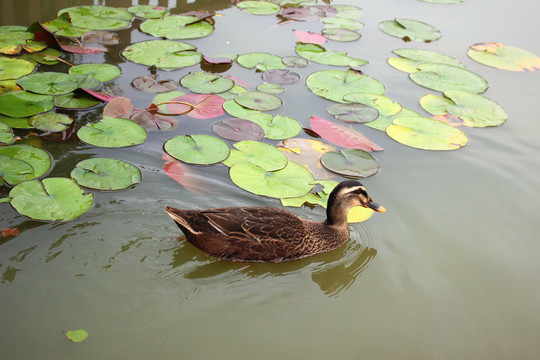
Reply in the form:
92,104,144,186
163,206,201,235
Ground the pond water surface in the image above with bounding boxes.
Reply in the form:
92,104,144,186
1,0,540,359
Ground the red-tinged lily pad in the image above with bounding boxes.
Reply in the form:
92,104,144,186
212,119,265,141
296,42,368,67
467,43,540,71
180,72,234,94
327,103,379,123
202,55,234,66
320,149,379,178
262,69,300,85
294,30,327,44
234,91,282,111
165,93,225,119
131,110,178,131
163,157,209,195
80,88,115,102
164,134,230,165
278,138,336,179
379,18,441,42
0,91,54,117
1,228,19,237
60,44,108,54
237,52,286,71
386,116,468,150
310,115,383,151
103,97,133,119
80,30,120,45
132,75,179,93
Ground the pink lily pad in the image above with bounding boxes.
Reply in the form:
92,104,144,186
165,93,226,119
103,97,133,119
294,30,326,44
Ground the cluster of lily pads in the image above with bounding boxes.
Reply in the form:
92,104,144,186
1,1,539,223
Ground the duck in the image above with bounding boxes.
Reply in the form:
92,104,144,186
164,180,385,262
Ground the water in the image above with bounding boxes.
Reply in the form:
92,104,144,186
1,0,540,359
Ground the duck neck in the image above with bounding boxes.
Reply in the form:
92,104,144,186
326,198,350,227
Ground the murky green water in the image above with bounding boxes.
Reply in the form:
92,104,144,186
1,0,540,359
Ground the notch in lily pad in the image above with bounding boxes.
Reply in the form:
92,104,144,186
379,18,441,42
77,116,147,148
71,158,142,190
164,134,230,165
0,144,52,185
320,149,379,178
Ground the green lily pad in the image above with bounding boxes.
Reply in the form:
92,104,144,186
0,123,14,144
140,15,214,39
0,156,33,184
42,13,90,37
237,1,281,15
229,161,314,199
386,116,468,150
343,92,402,116
0,80,21,94
151,90,187,114
19,48,63,66
296,43,368,67
0,57,35,80
180,72,234,94
0,91,54,117
222,99,274,123
306,68,385,103
365,107,420,131
212,119,265,141
54,92,101,109
321,17,364,31
223,140,287,171
388,48,464,73
234,91,283,111
128,5,169,19
379,18,441,42
122,40,202,70
320,149,379,178
64,329,89,343
69,63,122,83
0,145,52,185
256,83,285,94
237,52,286,71
71,158,141,190
322,28,361,42
282,56,309,68
29,112,73,132
419,90,508,127
164,134,230,165
0,30,46,55
9,177,94,221
467,43,540,71
59,6,132,31
409,63,489,93
77,116,147,148
327,103,379,123
17,72,79,95
332,5,364,19
0,26,28,32
248,114,302,140
0,114,31,129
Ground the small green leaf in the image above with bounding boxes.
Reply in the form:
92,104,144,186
164,135,230,165
237,1,281,15
69,63,122,83
64,329,89,343
30,112,73,132
296,43,368,67
237,52,286,71
379,18,441,42
71,158,141,190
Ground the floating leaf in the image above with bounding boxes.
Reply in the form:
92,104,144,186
77,116,147,148
467,43,540,71
80,88,116,102
237,52,286,71
222,99,273,123
409,63,489,93
0,80,21,94
17,72,79,95
256,83,285,94
151,91,186,114
29,112,73,132
320,149,379,177
0,91,54,117
80,30,120,45
223,140,287,171
9,177,91,220
212,119,264,141
64,329,89,343
54,91,101,109
122,40,201,70
128,5,169,19
310,115,383,151
237,1,281,15
386,116,468,150
294,30,326,44
164,134,230,165
278,138,336,179
71,158,141,190
419,90,508,127
1,227,20,237
248,114,302,140
132,74,178,93
327,103,379,123
180,72,234,94
282,56,308,68
59,6,132,30
322,28,361,42
165,93,225,119
140,15,214,40
0,30,46,55
0,123,14,144
163,158,208,195
280,6,328,22
41,12,90,37
388,48,464,73
234,91,283,111
229,161,314,199
69,63,121,83
131,110,178,131
103,97,133,119
365,107,420,131
0,114,31,129
0,155,33,184
321,17,364,31
306,69,385,103
0,57,35,80
332,5,364,19
379,18,441,42
296,42,368,67
262,69,300,85
343,92,402,116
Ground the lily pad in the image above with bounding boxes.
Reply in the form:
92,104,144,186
122,40,202,70
140,15,214,40
320,149,379,178
310,115,383,151
306,69,385,103
9,177,94,221
212,119,265,141
222,99,273,123
282,56,308,68
180,72,234,94
64,329,89,343
296,43,368,67
0,57,35,80
327,103,379,123
379,18,441,42
131,110,178,131
77,116,147,148
0,156,33,184
0,114,31,129
343,92,402,116
234,91,283,111
388,48,464,73
69,63,121,83
132,74,178,93
237,1,281,15
17,72,80,95
29,112,73,132
386,116,468,150
54,91,101,109
248,114,302,140
278,138,336,179
409,63,489,93
164,93,225,119
321,17,364,31
256,83,285,94
237,52,286,71
332,5,364,19
71,158,141,190
80,31,120,45
0,145,52,185
128,5,169,19
151,91,186,114
262,69,300,85
223,140,287,171
419,90,508,127
365,107,420,131
467,43,540,71
0,80,21,94
322,28,361,42
229,160,314,199
0,123,14,144
42,13,90,37
0,91,54,117
58,6,132,30
164,135,230,165
294,30,326,45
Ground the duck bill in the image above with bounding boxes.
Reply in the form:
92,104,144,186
366,201,386,213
